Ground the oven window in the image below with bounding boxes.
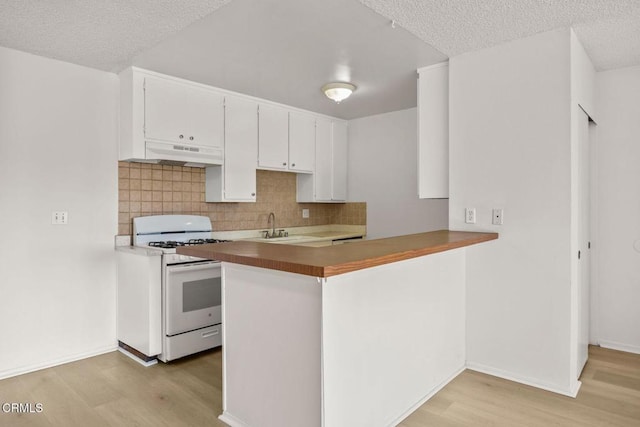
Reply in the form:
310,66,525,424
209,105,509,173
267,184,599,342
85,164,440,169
183,277,221,312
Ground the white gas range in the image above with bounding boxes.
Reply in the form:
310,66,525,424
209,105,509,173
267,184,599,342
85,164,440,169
117,215,229,364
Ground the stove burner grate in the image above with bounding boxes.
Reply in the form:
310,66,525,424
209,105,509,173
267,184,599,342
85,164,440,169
187,238,231,245
148,239,230,249
149,241,184,249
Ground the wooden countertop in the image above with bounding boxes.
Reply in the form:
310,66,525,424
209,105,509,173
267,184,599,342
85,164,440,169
177,230,498,278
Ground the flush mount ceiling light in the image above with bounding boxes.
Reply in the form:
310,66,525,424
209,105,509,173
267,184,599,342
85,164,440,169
322,82,356,103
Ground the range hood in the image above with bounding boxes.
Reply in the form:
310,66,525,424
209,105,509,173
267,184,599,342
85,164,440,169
143,141,224,168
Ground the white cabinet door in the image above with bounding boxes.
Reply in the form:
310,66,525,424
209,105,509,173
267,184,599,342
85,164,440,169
224,96,257,201
144,76,186,143
144,75,224,150
314,119,333,201
297,119,348,203
186,85,224,150
258,104,289,170
206,96,257,202
331,121,348,201
289,112,315,173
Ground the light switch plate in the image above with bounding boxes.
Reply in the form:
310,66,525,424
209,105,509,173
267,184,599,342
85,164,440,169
302,209,310,219
52,211,68,225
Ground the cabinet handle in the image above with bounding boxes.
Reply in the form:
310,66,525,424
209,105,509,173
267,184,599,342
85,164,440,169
282,162,287,166
189,136,194,141
251,193,256,197
179,134,184,139
291,163,296,167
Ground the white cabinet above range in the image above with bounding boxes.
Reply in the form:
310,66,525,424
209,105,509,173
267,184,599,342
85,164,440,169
144,76,224,149
119,67,224,167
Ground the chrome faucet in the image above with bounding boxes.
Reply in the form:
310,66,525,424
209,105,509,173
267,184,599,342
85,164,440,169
267,212,275,238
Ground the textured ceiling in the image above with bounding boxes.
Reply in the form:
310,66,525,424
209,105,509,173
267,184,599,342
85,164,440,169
359,0,640,71
129,0,446,119
3,0,638,73
1,0,639,118
0,0,231,72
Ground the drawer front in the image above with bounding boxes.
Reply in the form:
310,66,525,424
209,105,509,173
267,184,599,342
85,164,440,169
162,324,222,361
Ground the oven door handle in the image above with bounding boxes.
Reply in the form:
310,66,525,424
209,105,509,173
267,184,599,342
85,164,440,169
166,262,221,273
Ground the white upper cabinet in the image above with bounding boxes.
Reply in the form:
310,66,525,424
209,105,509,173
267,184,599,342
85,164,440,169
288,112,315,173
224,96,258,201
144,75,224,149
144,76,185,143
417,62,448,199
120,67,344,202
206,96,258,203
258,106,316,174
258,104,289,170
185,84,225,149
297,119,348,203
119,68,225,166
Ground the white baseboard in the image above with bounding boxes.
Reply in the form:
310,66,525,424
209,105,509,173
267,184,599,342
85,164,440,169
219,412,250,427
388,365,466,427
466,362,581,398
0,344,118,381
599,340,640,355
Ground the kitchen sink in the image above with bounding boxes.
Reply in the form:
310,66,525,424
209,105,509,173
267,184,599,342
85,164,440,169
242,235,321,244
256,235,312,243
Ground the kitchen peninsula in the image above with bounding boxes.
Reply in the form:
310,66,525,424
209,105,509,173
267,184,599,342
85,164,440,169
178,230,497,427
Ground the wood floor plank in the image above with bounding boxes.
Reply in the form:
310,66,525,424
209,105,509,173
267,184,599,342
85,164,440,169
1,345,639,426
399,406,465,427
399,346,640,427
593,370,640,391
20,370,111,427
53,357,123,408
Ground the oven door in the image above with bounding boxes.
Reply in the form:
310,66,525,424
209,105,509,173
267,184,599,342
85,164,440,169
165,261,222,336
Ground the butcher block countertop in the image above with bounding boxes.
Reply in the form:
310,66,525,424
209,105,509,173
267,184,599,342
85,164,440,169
177,230,498,278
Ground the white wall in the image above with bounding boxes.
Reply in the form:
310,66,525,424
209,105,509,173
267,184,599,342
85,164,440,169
592,65,640,354
570,31,597,120
348,108,448,239
449,29,579,395
323,250,466,426
0,46,119,378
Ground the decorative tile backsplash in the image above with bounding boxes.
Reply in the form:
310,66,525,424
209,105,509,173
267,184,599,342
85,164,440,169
118,162,366,235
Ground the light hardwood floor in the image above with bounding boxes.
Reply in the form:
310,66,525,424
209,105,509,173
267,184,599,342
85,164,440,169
0,345,638,426
400,345,640,426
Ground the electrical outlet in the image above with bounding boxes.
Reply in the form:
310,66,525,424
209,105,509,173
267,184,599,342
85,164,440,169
465,208,476,224
492,208,504,225
52,211,68,225
302,208,310,219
